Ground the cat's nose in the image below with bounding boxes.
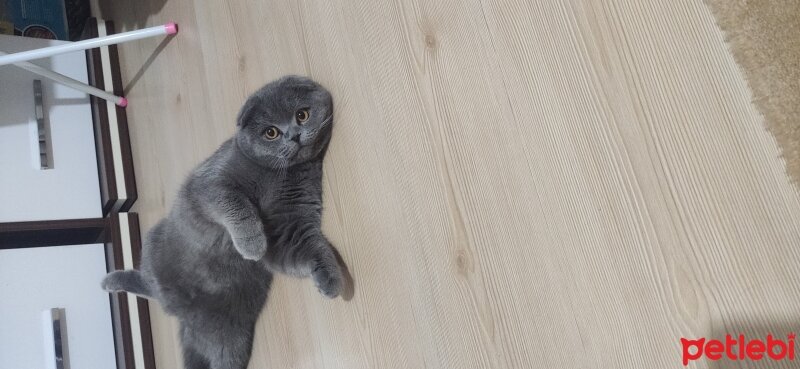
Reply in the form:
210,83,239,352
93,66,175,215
291,133,301,143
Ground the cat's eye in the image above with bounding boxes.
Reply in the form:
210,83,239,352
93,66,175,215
264,126,280,140
295,109,310,124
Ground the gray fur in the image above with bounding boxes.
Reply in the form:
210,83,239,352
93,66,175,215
101,76,343,369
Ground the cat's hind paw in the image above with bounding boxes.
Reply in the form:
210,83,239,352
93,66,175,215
312,263,343,299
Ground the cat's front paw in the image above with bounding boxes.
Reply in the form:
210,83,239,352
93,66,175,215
233,233,268,260
312,262,343,299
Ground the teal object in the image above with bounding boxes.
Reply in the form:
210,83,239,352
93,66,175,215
6,0,68,40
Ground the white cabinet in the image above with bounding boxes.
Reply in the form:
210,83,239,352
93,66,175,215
0,21,150,369
0,35,102,222
0,244,117,369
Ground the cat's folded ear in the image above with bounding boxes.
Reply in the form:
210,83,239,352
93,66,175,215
236,98,258,128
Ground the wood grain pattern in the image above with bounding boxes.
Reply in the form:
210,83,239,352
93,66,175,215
90,0,800,368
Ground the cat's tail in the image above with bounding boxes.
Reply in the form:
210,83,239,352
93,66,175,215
101,270,156,299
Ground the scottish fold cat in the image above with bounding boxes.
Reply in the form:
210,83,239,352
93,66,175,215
102,76,344,369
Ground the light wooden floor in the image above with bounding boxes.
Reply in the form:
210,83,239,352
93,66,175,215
91,1,800,368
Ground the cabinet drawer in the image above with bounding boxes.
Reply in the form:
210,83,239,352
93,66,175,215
0,35,102,222
0,244,116,369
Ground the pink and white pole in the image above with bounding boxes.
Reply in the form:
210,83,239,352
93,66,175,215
0,52,129,106
0,23,178,66
0,22,178,107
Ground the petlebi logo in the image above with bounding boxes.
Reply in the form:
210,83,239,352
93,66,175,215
681,333,796,366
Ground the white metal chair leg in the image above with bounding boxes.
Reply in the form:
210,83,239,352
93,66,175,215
0,51,127,106
0,22,177,106
0,23,177,66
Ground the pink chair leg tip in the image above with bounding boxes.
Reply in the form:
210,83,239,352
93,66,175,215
165,22,179,35
118,97,128,107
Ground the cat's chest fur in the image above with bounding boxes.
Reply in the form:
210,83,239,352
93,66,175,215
250,161,324,237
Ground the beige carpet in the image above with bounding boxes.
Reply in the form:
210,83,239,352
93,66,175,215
706,0,800,185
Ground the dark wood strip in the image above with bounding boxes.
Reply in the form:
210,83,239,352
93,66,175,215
106,21,139,211
84,17,117,215
128,214,157,369
129,213,142,268
104,236,127,369
137,299,157,369
106,213,135,369
0,218,108,249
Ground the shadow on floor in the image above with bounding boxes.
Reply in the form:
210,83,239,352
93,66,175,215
95,0,168,31
332,246,355,301
123,34,175,95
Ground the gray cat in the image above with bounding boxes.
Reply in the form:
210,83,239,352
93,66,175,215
101,75,345,369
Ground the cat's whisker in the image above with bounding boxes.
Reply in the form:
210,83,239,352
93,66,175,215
320,114,333,128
